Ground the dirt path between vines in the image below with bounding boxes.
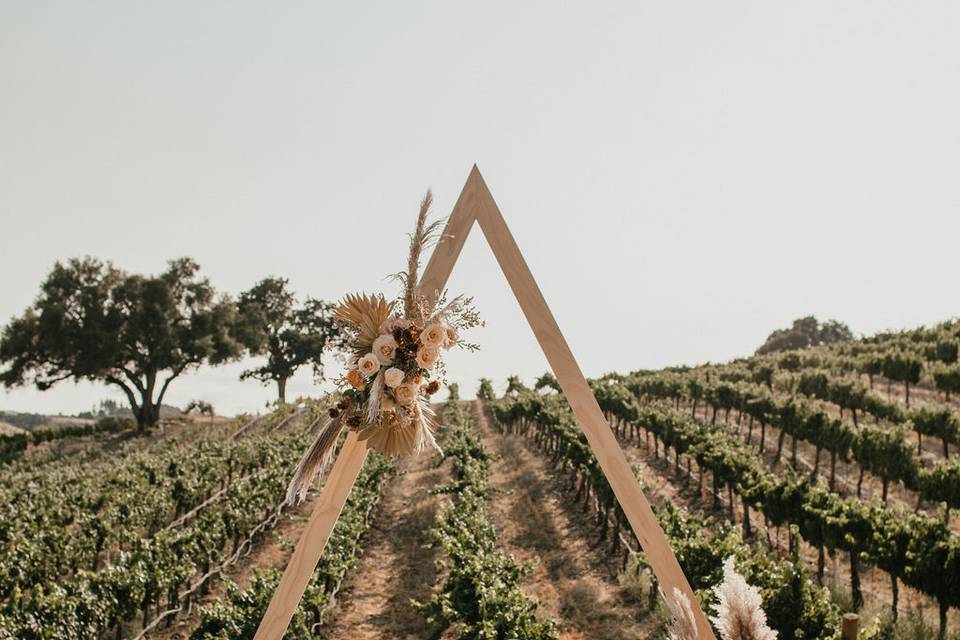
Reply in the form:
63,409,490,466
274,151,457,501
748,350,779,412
473,401,660,640
318,441,447,639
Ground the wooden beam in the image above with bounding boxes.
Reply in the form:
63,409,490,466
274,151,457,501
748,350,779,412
252,432,369,640
469,168,714,639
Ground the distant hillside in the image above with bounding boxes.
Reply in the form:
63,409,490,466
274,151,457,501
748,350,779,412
0,421,24,436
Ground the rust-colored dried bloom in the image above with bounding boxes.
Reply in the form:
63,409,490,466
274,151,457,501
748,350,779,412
346,415,362,428
425,380,441,395
347,368,364,390
328,407,340,419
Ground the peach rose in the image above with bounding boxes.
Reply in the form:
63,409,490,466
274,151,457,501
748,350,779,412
347,368,364,390
421,322,446,347
357,353,380,377
383,367,404,388
416,345,439,369
372,334,397,365
393,382,418,406
444,326,458,348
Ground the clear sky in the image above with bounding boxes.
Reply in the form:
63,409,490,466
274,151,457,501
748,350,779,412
1,2,958,416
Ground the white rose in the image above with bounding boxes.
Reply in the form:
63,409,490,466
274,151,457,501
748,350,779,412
357,353,380,377
416,345,439,369
393,382,418,406
383,367,404,388
421,322,446,347
372,333,398,365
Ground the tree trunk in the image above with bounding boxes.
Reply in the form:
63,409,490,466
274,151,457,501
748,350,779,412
939,600,948,639
277,377,288,403
905,381,910,407
857,467,865,498
136,401,160,431
882,476,889,503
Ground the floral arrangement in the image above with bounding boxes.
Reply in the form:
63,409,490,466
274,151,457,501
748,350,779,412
286,191,481,505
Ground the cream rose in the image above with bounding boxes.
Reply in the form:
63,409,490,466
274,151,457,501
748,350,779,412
372,333,398,365
393,382,418,406
383,367,404,388
416,345,439,369
357,353,380,377
421,322,446,347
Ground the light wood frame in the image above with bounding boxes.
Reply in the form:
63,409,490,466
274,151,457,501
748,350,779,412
253,166,715,639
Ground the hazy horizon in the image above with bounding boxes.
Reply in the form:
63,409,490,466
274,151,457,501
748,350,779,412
2,2,958,416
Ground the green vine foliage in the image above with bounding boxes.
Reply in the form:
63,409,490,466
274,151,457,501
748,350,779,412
415,401,557,640
491,387,840,640
189,453,395,639
0,400,354,639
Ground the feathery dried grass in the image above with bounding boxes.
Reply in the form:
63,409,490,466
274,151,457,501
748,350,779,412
665,587,699,640
391,190,444,320
285,413,346,506
710,557,777,640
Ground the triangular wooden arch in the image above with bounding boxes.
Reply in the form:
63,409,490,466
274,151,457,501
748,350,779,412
254,166,714,639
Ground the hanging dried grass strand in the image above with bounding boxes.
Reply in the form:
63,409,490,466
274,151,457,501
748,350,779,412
665,587,699,640
415,401,441,455
285,413,346,506
366,371,385,424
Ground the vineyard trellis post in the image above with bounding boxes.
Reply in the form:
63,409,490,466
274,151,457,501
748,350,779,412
253,165,715,640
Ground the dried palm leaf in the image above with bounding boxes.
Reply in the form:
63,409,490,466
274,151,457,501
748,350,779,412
285,413,346,506
335,293,394,351
358,412,419,456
